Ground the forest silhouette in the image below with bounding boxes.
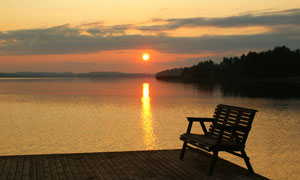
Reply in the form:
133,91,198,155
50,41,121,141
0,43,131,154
156,46,300,82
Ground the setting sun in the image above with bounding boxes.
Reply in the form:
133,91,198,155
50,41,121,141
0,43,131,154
142,53,150,61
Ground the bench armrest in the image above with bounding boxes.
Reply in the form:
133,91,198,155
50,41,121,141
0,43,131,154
186,117,213,135
186,117,214,122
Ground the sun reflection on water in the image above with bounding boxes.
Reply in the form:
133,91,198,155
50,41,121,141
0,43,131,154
141,83,157,150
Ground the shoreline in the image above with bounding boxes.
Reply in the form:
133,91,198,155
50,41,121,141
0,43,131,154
155,76,300,85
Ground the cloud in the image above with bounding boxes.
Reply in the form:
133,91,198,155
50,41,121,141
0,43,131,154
136,9,300,31
0,9,300,56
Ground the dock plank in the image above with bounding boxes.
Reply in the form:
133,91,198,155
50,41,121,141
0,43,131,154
0,157,11,180
60,155,75,180
15,156,24,180
53,155,68,180
42,156,51,180
22,156,30,180
36,156,44,180
87,153,114,180
65,154,83,180
7,156,17,180
130,152,171,179
82,153,105,179
94,153,120,180
28,156,36,180
148,150,202,179
0,149,268,180
0,157,6,179
121,151,151,180
71,154,89,179
76,153,96,179
48,154,59,179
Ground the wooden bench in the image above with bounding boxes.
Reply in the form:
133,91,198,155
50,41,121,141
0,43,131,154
179,104,258,176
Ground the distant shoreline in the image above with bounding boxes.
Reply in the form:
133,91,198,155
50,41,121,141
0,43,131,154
0,72,154,78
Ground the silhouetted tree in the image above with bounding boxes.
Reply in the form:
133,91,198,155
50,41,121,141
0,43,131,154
155,46,300,81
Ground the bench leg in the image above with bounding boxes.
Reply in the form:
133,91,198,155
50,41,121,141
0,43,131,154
241,149,254,175
209,150,219,176
180,142,187,160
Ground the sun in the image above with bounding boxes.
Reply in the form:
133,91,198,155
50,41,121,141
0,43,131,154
142,53,150,61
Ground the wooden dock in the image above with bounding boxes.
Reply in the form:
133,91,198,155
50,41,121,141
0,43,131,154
0,149,268,180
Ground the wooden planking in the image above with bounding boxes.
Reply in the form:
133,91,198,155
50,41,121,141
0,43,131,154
81,154,99,179
28,156,36,180
15,156,24,179
128,151,163,179
140,150,179,179
0,157,5,179
42,155,51,180
214,109,252,119
0,150,268,180
48,154,59,179
22,156,30,180
207,105,257,145
0,157,11,180
71,154,89,179
123,151,166,179
213,114,251,123
7,156,17,180
150,150,202,179
83,153,106,179
65,154,83,179
215,118,249,125
119,151,141,179
217,104,257,113
108,152,133,180
86,153,112,180
36,156,44,180
91,153,119,180
97,153,122,180
101,152,128,180
76,153,97,179
53,155,67,180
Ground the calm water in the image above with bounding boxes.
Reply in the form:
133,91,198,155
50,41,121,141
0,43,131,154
0,78,300,179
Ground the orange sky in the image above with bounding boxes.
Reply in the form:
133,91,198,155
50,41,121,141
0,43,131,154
0,0,300,73
0,50,217,73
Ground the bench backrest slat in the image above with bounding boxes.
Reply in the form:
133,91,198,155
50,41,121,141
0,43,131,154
208,104,257,145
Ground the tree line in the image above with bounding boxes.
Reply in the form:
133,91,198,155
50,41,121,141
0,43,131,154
156,46,300,82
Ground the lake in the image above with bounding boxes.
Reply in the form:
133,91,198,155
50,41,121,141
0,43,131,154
0,77,299,179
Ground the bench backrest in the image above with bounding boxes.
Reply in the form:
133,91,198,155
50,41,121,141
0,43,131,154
208,104,257,145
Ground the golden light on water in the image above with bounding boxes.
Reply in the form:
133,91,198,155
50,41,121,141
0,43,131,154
143,83,149,97
141,83,156,150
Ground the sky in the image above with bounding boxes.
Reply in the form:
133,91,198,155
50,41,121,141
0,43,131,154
1,0,300,73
